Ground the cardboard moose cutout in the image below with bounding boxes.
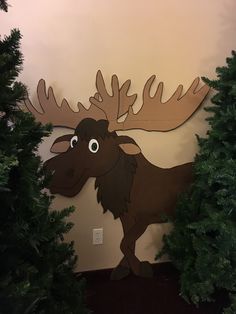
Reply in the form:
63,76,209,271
25,71,210,279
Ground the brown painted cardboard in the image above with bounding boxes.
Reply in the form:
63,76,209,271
25,71,210,278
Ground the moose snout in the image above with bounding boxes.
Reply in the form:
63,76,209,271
65,168,75,177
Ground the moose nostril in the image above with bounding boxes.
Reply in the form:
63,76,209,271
66,168,75,177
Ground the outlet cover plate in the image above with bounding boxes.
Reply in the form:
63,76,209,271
93,228,103,245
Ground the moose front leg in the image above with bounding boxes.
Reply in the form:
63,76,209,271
120,217,153,278
111,213,136,280
110,242,136,280
111,213,150,280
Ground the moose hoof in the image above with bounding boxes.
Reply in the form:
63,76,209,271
110,265,130,280
139,261,153,278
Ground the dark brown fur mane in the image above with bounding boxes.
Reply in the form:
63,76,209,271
95,150,137,219
75,118,137,219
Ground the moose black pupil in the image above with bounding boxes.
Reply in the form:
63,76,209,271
92,143,97,151
72,139,77,147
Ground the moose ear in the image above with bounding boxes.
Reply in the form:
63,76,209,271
119,143,141,155
50,134,73,154
116,136,141,155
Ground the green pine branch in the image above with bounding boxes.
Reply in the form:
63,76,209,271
0,0,8,12
0,5,89,314
157,50,236,314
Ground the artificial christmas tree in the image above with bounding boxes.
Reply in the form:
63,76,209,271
0,4,88,314
0,0,8,12
158,51,236,313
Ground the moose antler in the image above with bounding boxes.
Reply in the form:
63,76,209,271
24,79,105,129
122,76,210,131
25,72,210,132
91,72,210,132
89,70,137,131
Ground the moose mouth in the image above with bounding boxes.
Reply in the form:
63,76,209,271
49,170,89,198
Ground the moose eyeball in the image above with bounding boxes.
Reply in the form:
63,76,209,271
88,139,99,153
70,135,78,148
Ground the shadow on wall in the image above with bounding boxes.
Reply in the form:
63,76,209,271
174,91,214,162
199,0,236,77
134,222,172,264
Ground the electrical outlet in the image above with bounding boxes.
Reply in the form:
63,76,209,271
93,228,103,245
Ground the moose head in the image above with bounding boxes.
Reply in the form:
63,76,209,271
45,119,141,200
25,71,210,279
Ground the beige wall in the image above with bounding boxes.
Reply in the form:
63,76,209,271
1,0,235,271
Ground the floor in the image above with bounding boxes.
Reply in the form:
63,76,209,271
84,263,228,314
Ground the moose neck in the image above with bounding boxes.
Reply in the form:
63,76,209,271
95,151,137,219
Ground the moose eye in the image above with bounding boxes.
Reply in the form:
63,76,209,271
70,135,78,148
88,139,99,153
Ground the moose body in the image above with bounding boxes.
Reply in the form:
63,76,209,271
45,118,193,278
25,70,209,279
129,156,193,223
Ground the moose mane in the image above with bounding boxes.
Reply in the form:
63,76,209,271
75,118,137,219
95,151,137,219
